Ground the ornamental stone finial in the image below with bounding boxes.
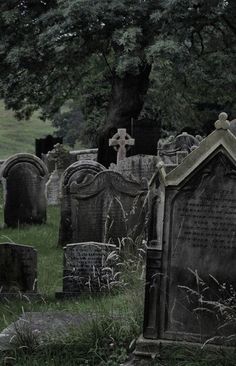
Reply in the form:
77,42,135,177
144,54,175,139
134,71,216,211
215,112,230,130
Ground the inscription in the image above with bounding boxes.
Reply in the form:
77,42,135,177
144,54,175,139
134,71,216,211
173,191,236,254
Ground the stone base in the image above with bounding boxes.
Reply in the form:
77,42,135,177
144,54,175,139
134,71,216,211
0,292,42,301
134,335,236,360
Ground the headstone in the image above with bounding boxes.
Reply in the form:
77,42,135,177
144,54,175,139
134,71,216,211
66,171,148,247
109,128,135,163
35,135,63,159
0,153,48,227
157,132,201,168
0,243,37,297
97,118,161,168
136,113,236,357
58,160,106,246
56,242,117,298
70,148,98,162
110,154,158,183
46,144,73,205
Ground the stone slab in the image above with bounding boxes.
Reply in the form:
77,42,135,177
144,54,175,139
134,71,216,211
0,311,90,351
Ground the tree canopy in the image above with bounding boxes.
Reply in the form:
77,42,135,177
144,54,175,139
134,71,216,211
0,0,235,145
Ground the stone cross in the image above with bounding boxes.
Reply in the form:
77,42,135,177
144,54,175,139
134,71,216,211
109,128,135,163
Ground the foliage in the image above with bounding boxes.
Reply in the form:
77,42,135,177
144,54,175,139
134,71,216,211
1,1,235,143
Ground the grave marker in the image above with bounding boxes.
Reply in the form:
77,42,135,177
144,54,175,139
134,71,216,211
56,242,117,298
109,129,135,163
0,154,48,227
136,113,236,357
0,243,37,298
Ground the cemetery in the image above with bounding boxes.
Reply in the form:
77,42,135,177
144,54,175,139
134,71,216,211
0,1,236,365
0,112,234,366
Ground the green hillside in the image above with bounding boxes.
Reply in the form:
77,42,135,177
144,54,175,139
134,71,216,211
0,100,56,159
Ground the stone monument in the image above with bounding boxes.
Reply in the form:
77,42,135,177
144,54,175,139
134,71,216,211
0,154,48,227
0,243,37,298
135,113,236,359
58,160,106,246
109,128,135,163
56,242,117,298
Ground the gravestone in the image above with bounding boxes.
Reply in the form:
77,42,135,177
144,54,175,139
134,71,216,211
56,242,117,298
46,144,73,205
0,154,48,227
0,243,37,297
66,171,148,247
70,148,98,162
109,128,135,163
58,160,106,246
97,118,161,168
35,135,63,159
135,113,236,357
110,154,158,183
157,132,201,168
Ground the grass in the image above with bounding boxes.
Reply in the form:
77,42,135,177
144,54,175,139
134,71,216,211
0,101,55,159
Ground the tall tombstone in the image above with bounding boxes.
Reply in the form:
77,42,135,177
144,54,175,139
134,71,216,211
56,242,117,298
109,128,135,163
0,243,37,297
0,154,48,227
58,160,106,246
135,113,236,357
65,171,148,247
46,144,73,205
97,118,161,168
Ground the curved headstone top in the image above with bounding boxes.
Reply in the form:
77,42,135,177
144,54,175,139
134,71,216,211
0,153,48,179
62,160,106,187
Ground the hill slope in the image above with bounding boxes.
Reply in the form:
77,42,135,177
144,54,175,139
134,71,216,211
0,101,56,159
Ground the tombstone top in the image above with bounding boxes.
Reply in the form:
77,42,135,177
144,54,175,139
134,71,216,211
0,153,48,179
161,112,236,187
65,242,116,250
0,242,36,251
109,128,135,162
62,160,106,187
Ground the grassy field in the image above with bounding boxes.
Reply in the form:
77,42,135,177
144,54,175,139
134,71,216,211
0,100,55,159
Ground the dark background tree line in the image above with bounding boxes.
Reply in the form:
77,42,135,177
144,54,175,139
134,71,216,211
0,0,235,146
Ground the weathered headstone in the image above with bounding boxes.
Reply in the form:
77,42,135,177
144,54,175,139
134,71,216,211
0,154,48,227
66,171,148,246
136,113,236,357
70,148,98,162
110,154,158,183
109,128,135,163
58,160,106,246
157,132,201,168
97,118,161,168
56,242,117,298
46,144,73,205
0,243,37,297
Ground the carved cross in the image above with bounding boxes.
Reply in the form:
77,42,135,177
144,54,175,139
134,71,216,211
109,128,135,163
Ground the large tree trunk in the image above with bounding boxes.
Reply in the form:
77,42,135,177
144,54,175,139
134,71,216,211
97,64,153,167
106,64,152,128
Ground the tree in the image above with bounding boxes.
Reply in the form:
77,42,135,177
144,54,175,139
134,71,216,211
0,0,235,143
